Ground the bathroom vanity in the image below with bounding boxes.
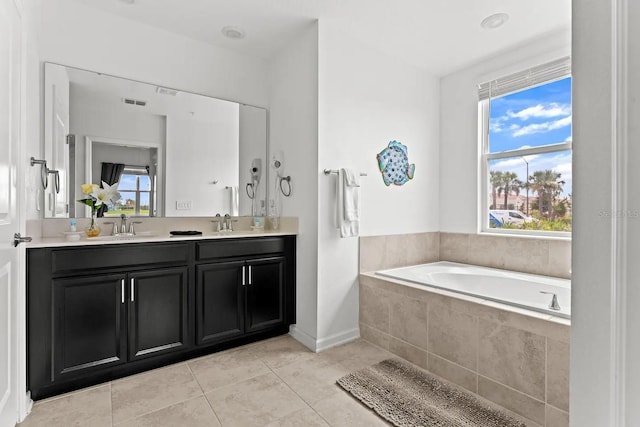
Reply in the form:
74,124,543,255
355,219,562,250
26,233,296,400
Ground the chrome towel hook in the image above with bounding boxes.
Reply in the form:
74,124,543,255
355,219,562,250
30,157,49,190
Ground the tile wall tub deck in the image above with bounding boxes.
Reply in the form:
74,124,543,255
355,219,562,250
359,272,569,427
359,232,571,279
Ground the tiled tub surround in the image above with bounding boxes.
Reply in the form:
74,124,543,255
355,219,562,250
359,273,569,427
360,232,571,280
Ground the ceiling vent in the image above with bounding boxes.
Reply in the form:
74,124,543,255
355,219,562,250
156,86,179,96
122,97,147,107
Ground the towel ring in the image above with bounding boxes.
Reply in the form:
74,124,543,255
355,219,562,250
279,175,292,197
246,182,255,199
30,157,49,190
48,169,60,194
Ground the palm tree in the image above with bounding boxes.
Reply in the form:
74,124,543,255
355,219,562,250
489,171,503,209
497,172,522,210
530,170,564,218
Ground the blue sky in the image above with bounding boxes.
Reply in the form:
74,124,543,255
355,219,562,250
489,77,572,196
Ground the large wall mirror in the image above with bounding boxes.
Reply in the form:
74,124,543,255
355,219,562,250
43,62,268,219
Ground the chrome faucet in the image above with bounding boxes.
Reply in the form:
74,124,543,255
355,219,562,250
223,214,233,231
212,213,222,232
540,291,561,311
128,221,142,235
120,214,128,234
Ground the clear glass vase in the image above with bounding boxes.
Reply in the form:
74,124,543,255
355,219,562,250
84,211,101,238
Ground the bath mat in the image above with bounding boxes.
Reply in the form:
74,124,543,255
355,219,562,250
336,358,526,427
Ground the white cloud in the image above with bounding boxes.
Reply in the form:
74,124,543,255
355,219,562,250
508,103,571,120
512,116,572,137
493,155,539,170
490,121,504,133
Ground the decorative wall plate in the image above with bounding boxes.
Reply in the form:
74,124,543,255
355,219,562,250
376,140,415,186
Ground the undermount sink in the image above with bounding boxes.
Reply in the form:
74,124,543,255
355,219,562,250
87,231,158,241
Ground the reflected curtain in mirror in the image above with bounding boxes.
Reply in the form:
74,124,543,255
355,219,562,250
97,162,124,217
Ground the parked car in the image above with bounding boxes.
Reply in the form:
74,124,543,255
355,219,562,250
489,210,538,227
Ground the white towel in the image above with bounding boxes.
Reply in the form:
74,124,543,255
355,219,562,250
228,186,239,216
336,169,359,238
342,168,360,221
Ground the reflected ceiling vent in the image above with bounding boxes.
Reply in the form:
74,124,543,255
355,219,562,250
480,13,509,30
122,97,147,107
156,86,179,96
221,26,246,40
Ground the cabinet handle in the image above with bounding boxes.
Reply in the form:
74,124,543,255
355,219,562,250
248,265,252,285
130,278,135,302
242,266,246,286
121,279,125,304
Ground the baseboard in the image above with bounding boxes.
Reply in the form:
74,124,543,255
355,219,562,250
315,327,360,352
289,325,361,353
289,325,318,352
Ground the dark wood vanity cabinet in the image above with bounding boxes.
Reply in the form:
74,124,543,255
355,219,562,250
127,267,189,361
27,236,296,400
50,267,188,381
196,256,285,346
52,273,128,380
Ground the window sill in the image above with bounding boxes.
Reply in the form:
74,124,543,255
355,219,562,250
479,229,572,241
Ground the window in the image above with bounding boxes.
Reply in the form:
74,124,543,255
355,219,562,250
479,57,572,236
105,166,155,217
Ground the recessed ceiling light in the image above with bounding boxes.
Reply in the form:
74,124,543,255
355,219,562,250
118,0,135,4
481,13,509,30
221,26,246,40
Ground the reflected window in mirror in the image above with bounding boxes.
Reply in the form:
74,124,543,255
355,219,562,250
106,166,155,217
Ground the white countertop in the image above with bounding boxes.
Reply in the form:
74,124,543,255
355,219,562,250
26,229,297,248
26,217,299,249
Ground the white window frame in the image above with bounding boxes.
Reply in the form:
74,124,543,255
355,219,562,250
478,67,572,239
113,166,154,217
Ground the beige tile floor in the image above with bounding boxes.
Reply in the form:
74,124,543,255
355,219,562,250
19,336,394,427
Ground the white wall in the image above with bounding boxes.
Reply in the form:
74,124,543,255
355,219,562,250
268,22,319,348
165,103,239,217
38,0,269,109
315,21,440,347
239,105,268,216
439,31,571,233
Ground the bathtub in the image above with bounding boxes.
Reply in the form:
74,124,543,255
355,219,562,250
376,261,571,319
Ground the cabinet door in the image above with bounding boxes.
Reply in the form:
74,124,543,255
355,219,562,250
128,267,189,361
196,261,244,345
52,274,127,380
245,257,285,333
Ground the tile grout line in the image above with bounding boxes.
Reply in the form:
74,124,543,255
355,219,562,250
188,348,273,393
109,381,114,427
184,361,224,426
266,359,334,427
112,395,210,426
111,363,202,426
476,315,480,393
544,336,548,427
185,360,207,395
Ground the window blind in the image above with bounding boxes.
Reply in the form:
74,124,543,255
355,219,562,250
478,56,571,100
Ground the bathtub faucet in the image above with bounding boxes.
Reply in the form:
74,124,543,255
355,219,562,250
539,291,561,311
